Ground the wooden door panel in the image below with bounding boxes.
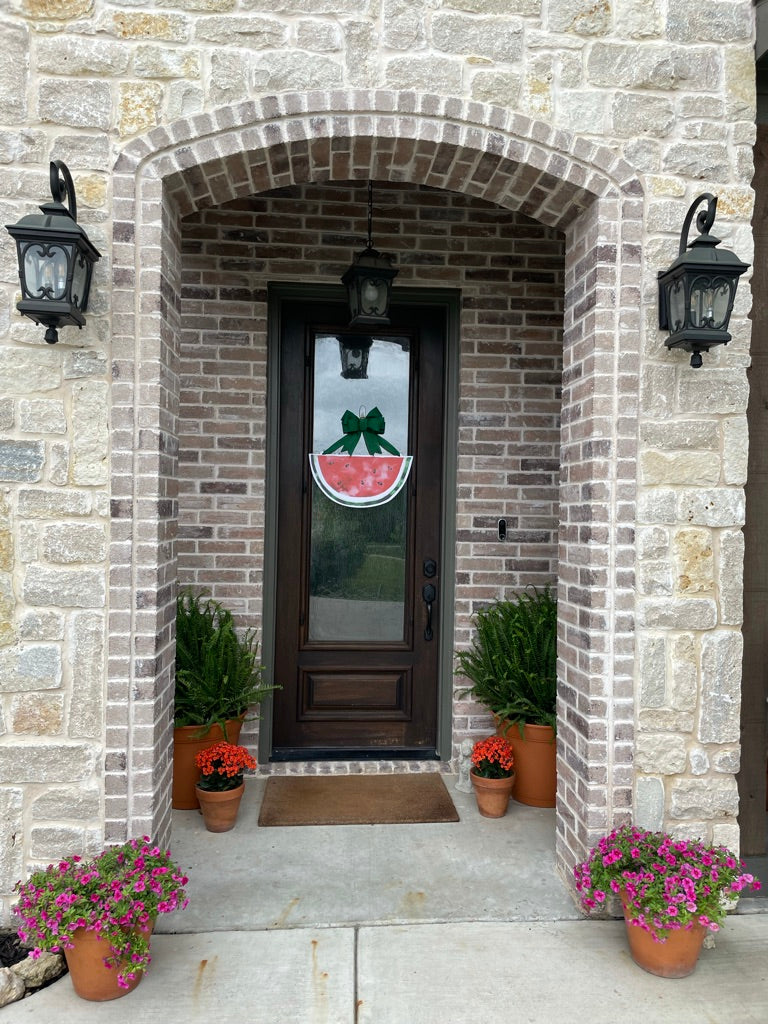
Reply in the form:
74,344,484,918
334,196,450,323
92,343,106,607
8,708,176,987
271,295,445,759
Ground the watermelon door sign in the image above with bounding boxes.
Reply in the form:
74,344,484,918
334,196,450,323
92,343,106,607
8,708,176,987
309,406,413,508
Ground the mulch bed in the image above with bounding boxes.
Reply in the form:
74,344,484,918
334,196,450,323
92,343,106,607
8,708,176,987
0,931,29,970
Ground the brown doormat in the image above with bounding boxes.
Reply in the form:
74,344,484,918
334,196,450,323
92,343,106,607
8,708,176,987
258,773,459,827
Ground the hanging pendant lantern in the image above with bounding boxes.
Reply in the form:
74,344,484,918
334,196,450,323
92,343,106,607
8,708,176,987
5,160,101,344
341,181,398,326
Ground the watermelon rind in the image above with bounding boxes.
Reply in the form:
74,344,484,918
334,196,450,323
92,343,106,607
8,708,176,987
309,454,413,508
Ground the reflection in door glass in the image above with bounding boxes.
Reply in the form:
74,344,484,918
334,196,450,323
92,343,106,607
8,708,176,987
308,334,410,642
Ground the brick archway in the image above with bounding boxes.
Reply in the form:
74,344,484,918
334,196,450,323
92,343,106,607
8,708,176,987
108,92,643,876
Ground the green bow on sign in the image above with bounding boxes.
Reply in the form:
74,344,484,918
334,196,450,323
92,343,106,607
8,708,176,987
323,407,401,456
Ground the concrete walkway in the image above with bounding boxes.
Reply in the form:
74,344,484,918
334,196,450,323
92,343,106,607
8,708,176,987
6,917,767,1023
4,778,767,1023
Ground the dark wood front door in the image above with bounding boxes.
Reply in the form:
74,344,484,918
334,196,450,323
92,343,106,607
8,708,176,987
271,292,446,759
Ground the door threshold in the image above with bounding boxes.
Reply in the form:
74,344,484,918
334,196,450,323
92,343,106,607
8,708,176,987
270,747,440,762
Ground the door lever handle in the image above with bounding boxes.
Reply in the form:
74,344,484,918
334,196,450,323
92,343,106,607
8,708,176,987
422,583,436,641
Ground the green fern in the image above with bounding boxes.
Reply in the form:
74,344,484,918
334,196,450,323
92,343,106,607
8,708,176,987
175,590,277,734
456,586,557,732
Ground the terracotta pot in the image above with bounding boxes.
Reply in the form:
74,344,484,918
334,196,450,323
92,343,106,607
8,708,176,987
195,781,245,832
621,897,706,978
470,770,515,818
64,922,153,1001
496,718,556,808
172,718,244,810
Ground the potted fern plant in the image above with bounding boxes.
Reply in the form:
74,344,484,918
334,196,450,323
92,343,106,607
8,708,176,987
456,586,557,807
173,591,276,809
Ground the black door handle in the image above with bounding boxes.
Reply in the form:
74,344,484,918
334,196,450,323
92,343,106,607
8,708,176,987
422,583,436,641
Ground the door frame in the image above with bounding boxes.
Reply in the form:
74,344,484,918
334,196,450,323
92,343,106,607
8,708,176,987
260,283,461,764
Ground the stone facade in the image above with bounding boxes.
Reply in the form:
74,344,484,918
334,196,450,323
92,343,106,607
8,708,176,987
0,1,758,919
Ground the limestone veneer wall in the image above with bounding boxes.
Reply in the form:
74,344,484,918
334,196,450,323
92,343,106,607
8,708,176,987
0,1,757,918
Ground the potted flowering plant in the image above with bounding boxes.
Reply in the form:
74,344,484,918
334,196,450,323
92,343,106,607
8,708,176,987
13,837,189,1000
194,740,257,832
574,823,761,977
469,735,515,818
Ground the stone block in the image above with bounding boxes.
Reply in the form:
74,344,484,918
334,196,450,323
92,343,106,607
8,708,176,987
636,489,676,525
386,57,463,93
677,488,745,528
547,0,611,34
0,743,96,784
699,631,742,743
667,0,752,44
662,142,729,181
69,612,106,739
19,610,65,642
23,565,106,608
30,825,86,860
722,416,748,486
0,573,13,648
611,92,673,138
260,52,343,91
470,70,522,107
210,51,253,105
635,733,686,774
63,349,109,380
0,350,61,393
638,635,665,707
688,747,709,775
673,528,713,595
19,399,66,435
31,783,101,820
712,748,740,774
380,0,425,50
38,79,112,130
615,0,663,38
637,527,669,563
635,776,664,830
10,693,64,734
670,776,739,819
638,560,673,596
133,45,201,78
639,709,696,733
112,12,190,41
639,420,718,451
678,370,748,415
711,823,740,851
0,789,23,892
50,134,111,169
193,15,287,46
0,440,44,483
670,635,698,712
0,494,11,573
37,36,131,75
0,644,61,692
0,22,28,122
432,13,523,62
18,489,90,518
640,451,719,487
118,81,164,138
72,381,108,485
718,530,744,626
639,598,717,631
42,523,107,564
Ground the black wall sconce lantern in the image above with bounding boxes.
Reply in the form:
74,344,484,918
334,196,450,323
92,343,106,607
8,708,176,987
658,193,749,368
5,160,101,344
341,181,398,326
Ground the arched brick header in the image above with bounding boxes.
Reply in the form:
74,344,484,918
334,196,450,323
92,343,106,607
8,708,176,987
108,91,643,876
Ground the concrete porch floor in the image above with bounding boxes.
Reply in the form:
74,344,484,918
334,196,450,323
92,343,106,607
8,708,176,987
162,775,580,932
6,776,767,1023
